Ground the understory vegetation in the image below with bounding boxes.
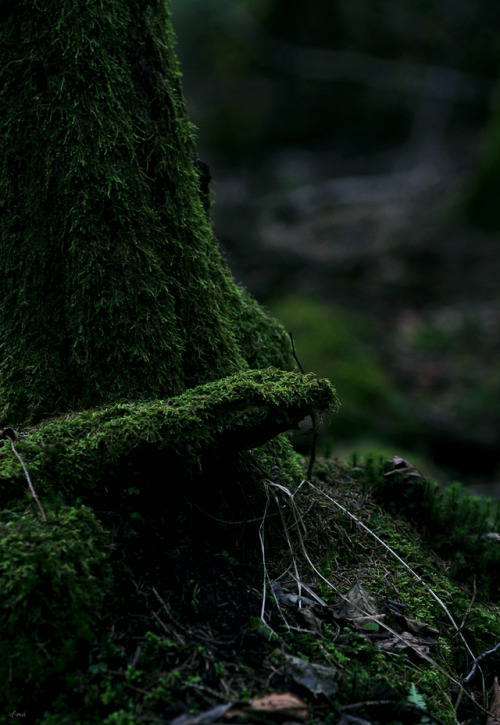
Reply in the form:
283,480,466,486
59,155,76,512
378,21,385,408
2,437,500,724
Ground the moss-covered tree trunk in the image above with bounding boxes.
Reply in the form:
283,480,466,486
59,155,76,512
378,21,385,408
0,2,339,711
0,0,295,424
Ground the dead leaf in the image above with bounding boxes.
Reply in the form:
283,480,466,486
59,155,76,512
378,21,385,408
333,582,439,661
376,630,434,658
271,581,317,608
384,608,439,644
284,654,339,697
487,676,500,725
297,605,323,635
246,692,308,720
171,703,232,725
384,456,424,481
336,581,379,619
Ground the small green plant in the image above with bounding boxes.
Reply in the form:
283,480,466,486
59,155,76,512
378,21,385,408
407,683,431,722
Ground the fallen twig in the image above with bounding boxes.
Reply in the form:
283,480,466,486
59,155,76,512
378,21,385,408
6,433,47,522
464,642,500,684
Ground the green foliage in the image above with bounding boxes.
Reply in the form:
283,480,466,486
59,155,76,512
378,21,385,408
269,296,413,445
0,505,114,709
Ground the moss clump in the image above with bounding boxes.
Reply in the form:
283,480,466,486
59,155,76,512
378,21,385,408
0,4,344,719
0,369,337,506
1,505,113,709
272,457,500,725
12,455,498,724
355,454,500,600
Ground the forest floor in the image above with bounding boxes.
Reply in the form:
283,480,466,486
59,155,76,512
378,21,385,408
45,454,500,725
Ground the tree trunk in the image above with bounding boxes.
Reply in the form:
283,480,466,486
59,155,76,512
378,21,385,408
0,0,292,424
0,4,339,712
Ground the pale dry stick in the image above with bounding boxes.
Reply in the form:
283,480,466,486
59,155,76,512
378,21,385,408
6,435,47,522
265,478,367,612
258,486,271,625
464,641,500,684
307,480,477,663
268,486,329,608
288,332,319,480
260,481,325,635
258,484,291,636
265,480,451,668
268,479,480,724
270,488,305,608
286,571,328,607
458,576,477,633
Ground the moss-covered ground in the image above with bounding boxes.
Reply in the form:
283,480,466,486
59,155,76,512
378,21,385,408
2,444,500,724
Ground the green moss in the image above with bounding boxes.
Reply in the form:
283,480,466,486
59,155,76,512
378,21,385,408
0,369,337,508
282,457,500,724
3,454,496,724
1,504,114,708
365,454,500,598
0,1,295,425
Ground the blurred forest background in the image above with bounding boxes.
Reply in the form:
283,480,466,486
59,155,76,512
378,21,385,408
170,0,500,495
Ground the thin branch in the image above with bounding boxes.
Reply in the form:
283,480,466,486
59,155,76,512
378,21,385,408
7,434,47,522
288,332,305,375
258,483,288,636
464,641,500,684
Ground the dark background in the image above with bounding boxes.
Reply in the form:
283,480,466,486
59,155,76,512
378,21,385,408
170,0,500,495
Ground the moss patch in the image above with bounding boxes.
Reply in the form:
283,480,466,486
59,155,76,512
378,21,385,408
1,504,114,708
0,368,337,507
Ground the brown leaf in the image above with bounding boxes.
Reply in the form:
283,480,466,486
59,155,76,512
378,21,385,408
246,693,309,721
384,456,424,481
336,581,379,619
376,631,433,659
284,655,339,697
487,676,500,725
385,608,439,640
297,604,323,634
